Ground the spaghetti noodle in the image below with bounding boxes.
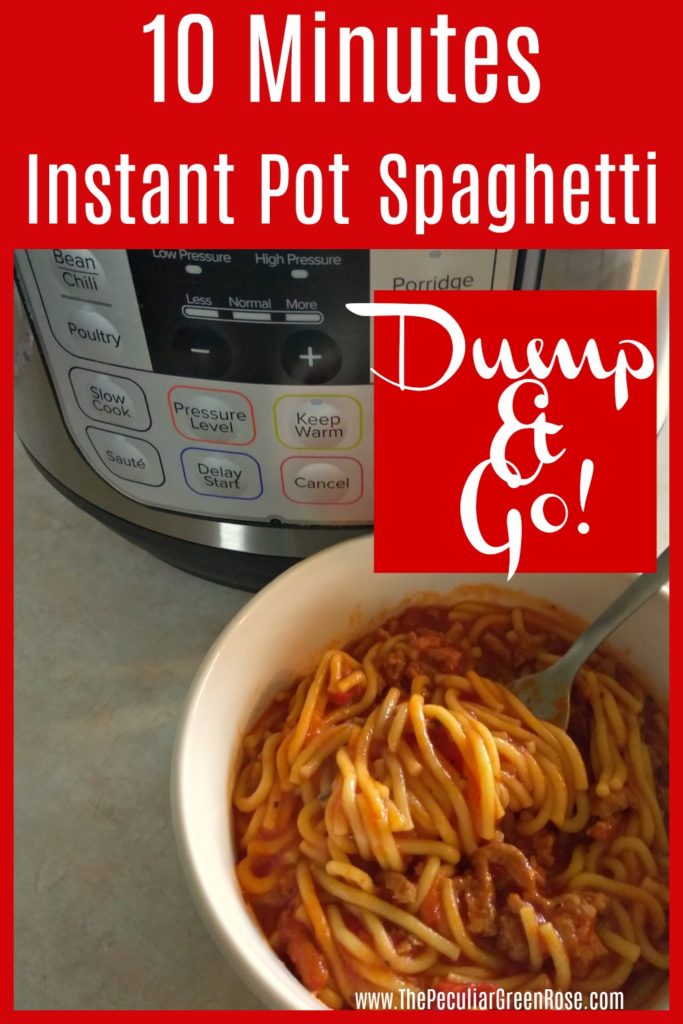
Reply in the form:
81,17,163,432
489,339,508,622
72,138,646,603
232,599,669,1007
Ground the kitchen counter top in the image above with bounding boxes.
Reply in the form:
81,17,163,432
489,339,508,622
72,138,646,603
14,438,261,1010
14,425,669,1009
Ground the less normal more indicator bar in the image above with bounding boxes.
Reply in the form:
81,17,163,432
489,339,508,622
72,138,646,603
182,306,324,325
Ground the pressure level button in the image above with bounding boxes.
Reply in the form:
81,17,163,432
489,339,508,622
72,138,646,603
168,386,255,445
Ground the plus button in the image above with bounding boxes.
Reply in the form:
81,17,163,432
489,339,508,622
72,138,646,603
281,330,342,383
299,346,323,368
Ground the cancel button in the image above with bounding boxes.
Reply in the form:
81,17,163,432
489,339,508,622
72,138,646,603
281,458,363,505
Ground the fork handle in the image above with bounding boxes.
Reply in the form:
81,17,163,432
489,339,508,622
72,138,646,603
559,548,669,679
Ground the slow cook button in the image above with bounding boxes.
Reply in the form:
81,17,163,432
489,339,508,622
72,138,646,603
181,449,263,499
168,386,255,445
70,368,151,431
86,428,164,487
273,395,362,449
281,458,363,504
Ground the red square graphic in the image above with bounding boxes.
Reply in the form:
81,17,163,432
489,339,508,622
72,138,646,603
372,290,657,575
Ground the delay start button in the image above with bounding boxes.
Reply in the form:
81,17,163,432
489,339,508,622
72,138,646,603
70,368,151,431
86,428,164,487
280,457,363,504
181,448,263,499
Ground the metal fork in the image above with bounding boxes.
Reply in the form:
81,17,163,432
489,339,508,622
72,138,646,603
506,549,670,728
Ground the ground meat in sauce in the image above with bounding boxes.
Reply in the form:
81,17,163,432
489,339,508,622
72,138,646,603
509,628,547,667
474,842,540,893
387,927,420,956
457,859,497,936
419,870,449,934
425,644,462,673
546,892,609,978
378,648,407,684
376,870,417,906
395,607,452,634
455,843,542,938
451,844,612,978
494,891,609,978
276,866,298,898
347,627,390,662
586,817,621,841
590,787,635,820
496,901,530,963
500,819,557,873
405,660,429,681
410,632,446,652
529,828,556,869
481,632,514,666
375,630,462,685
279,912,330,993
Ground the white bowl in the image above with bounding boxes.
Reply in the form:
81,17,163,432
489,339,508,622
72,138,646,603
171,535,669,1010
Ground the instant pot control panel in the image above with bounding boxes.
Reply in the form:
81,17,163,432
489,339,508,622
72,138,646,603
15,249,515,525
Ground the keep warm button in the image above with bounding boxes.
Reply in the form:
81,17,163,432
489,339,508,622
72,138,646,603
281,457,363,504
274,395,362,449
181,448,263,500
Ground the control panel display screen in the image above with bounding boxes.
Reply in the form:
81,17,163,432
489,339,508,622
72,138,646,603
127,249,370,386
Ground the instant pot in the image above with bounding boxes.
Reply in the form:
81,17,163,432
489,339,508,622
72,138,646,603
14,249,668,588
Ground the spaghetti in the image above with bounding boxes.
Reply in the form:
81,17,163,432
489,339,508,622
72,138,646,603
232,599,669,1007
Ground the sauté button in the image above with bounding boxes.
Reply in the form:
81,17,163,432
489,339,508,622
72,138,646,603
168,386,255,444
181,449,263,499
70,368,151,431
280,457,363,504
274,394,362,449
86,428,164,486
280,330,342,384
